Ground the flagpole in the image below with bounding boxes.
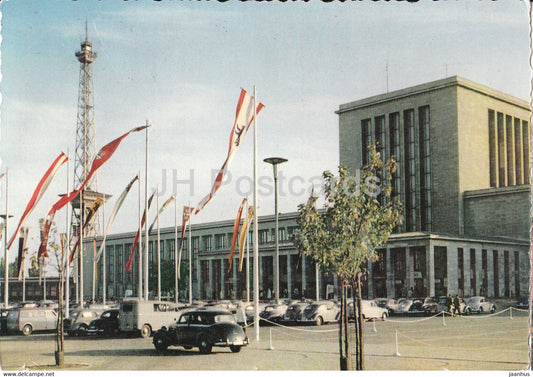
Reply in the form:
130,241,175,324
92,239,96,302
188,205,192,305
174,197,178,304
3,168,8,307
65,151,70,318
138,170,143,299
79,188,84,307
156,185,161,301
246,215,250,303
102,201,106,305
253,86,260,341
144,122,149,301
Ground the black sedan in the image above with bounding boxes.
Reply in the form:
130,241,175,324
87,309,120,337
152,309,248,354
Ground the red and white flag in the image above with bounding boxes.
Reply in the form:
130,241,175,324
8,152,68,250
125,190,155,271
148,196,176,235
95,175,139,263
39,126,147,258
177,206,194,279
227,198,247,273
195,89,264,214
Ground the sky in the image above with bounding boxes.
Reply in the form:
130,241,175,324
0,0,531,267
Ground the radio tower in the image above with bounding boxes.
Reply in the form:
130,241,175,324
70,23,109,307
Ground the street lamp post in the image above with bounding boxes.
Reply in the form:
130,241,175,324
264,157,287,305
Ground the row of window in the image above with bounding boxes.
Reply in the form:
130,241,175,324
361,106,432,232
201,226,298,251
488,109,530,188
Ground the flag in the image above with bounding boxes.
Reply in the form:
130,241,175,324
8,152,68,250
148,196,176,235
195,88,264,214
95,175,138,263
38,126,147,259
227,198,247,273
16,227,29,280
238,205,254,272
125,191,155,271
68,198,103,263
177,206,194,279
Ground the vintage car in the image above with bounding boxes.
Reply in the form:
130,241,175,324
282,301,311,323
515,296,529,309
259,303,288,324
87,309,120,337
152,309,248,354
6,307,57,335
421,297,438,315
466,296,495,314
297,301,339,326
360,300,388,320
65,308,106,336
436,296,472,315
394,299,413,315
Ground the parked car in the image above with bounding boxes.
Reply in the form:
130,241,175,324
515,296,529,309
466,296,495,314
298,301,339,326
65,308,106,336
259,303,288,324
394,299,413,315
87,309,120,337
152,309,248,354
421,297,438,315
360,300,388,320
6,307,57,335
282,301,311,323
407,298,427,316
436,296,472,315
0,308,12,334
244,302,267,323
386,299,402,315
373,298,398,315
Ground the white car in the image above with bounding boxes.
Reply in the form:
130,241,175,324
466,296,495,314
361,300,388,320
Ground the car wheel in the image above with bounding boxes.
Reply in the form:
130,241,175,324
490,306,495,314
78,324,88,337
198,335,212,354
465,308,471,316
140,324,152,338
22,324,32,336
315,316,323,326
479,307,484,314
153,333,168,352
230,345,241,353
184,346,193,350
381,312,388,321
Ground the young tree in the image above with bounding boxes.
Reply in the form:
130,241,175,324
149,259,189,301
294,143,403,370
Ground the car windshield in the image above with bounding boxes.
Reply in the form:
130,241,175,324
214,314,236,324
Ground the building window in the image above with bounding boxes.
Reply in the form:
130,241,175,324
493,250,499,298
117,244,123,284
488,110,497,187
481,249,488,295
506,115,515,186
434,246,447,297
504,250,510,297
514,117,523,185
259,229,269,245
361,118,372,165
497,112,506,187
514,251,520,297
458,248,464,295
389,112,402,232
403,109,417,232
214,233,226,249
202,235,212,251
419,105,431,231
470,249,476,296
522,120,530,184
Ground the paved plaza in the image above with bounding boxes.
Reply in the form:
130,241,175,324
0,309,529,371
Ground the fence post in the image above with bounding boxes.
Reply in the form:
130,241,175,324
510,306,513,320
372,318,377,333
442,311,446,326
268,328,274,350
393,330,401,356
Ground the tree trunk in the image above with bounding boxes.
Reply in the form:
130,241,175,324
56,266,64,366
355,272,364,370
338,281,349,370
343,284,351,370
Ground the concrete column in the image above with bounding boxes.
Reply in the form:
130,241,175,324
208,259,214,300
316,265,321,300
220,259,225,300
487,250,494,297
405,248,410,295
509,251,515,298
233,258,237,299
287,254,292,299
386,248,393,298
447,245,458,295
427,243,435,297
